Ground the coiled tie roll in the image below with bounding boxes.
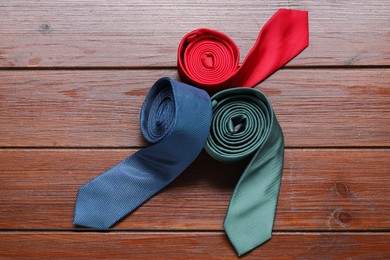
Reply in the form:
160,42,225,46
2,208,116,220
177,9,309,93
74,78,212,229
204,88,284,256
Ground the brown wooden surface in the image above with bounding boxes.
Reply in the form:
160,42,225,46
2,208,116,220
0,0,389,67
0,0,389,259
0,69,389,147
0,149,389,230
0,233,389,259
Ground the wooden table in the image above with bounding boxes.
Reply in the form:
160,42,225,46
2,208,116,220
0,1,389,259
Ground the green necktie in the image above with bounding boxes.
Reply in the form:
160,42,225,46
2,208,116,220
204,88,284,256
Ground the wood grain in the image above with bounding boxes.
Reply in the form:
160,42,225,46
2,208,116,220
1,0,389,259
0,69,389,147
0,0,389,67
0,149,388,230
0,232,388,259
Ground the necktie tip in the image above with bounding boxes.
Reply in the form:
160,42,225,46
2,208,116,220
73,214,112,229
73,200,114,229
227,234,272,257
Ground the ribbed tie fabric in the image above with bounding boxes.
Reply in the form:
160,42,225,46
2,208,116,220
204,88,284,256
73,77,212,228
177,9,309,93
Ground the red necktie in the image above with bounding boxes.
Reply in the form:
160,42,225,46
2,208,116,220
177,9,309,93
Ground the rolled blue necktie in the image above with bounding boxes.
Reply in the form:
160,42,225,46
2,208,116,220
74,77,212,228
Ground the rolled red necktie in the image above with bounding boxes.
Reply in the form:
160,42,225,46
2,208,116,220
177,9,309,93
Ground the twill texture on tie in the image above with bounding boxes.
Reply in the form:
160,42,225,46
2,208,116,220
178,9,309,93
205,88,284,256
74,77,212,229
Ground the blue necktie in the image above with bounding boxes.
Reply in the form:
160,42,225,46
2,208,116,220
73,77,212,228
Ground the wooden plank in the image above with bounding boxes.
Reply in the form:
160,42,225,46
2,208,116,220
0,69,388,147
0,0,389,67
0,149,388,230
0,232,388,259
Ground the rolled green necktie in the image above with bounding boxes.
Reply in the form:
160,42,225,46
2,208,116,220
204,88,284,256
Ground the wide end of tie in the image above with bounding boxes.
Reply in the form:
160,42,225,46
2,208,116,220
224,218,272,257
277,8,309,49
73,187,114,229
